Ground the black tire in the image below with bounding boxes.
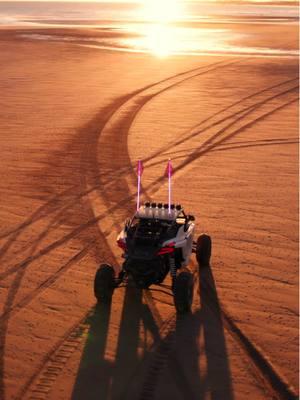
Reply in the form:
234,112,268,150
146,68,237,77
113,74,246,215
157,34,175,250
196,234,212,267
94,264,115,303
173,271,194,314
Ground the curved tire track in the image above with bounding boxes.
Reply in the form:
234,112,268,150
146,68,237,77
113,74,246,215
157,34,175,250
0,58,241,283
10,58,241,400
8,60,298,400
0,88,297,328
83,60,298,400
0,58,235,242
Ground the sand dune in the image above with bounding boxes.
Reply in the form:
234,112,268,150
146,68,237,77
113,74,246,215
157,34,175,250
0,27,298,400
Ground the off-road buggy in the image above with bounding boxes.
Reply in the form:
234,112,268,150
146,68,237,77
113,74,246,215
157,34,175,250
94,202,211,313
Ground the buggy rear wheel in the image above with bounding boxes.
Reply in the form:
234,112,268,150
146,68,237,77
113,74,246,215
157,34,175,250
173,270,194,314
196,234,212,267
94,264,115,303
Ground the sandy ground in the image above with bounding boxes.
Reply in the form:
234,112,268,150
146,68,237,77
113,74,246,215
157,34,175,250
0,26,298,400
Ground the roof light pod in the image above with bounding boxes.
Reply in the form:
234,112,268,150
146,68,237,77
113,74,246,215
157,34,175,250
151,202,157,208
145,202,150,208
158,203,163,209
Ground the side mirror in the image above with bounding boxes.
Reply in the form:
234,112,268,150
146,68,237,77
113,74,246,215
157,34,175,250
188,215,195,221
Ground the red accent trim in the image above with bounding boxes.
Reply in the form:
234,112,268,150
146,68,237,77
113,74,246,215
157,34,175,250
157,242,175,255
117,239,127,250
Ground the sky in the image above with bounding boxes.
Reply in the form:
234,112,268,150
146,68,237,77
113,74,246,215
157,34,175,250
0,0,297,5
3,0,141,1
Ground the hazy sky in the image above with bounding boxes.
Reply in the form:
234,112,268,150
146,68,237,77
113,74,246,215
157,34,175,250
3,0,160,1
0,0,136,1
0,0,296,4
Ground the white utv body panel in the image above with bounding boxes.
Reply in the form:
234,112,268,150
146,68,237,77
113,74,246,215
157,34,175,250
177,223,194,266
162,223,195,266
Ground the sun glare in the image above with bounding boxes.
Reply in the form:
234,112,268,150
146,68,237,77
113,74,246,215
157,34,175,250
135,0,185,57
143,24,175,57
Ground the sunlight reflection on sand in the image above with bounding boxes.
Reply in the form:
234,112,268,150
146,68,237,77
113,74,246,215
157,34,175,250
121,23,238,57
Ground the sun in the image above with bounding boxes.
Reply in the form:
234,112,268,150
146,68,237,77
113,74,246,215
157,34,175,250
132,0,185,57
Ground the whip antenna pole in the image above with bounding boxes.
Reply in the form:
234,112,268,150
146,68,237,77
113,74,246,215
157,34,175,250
165,159,173,215
136,160,143,211
169,173,171,215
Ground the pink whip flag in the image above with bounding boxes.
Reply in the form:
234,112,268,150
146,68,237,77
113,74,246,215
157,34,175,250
165,159,173,214
165,159,173,178
136,160,144,211
137,159,144,177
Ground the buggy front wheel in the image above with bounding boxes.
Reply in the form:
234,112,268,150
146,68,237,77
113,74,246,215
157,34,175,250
94,264,115,303
196,234,212,267
173,270,194,314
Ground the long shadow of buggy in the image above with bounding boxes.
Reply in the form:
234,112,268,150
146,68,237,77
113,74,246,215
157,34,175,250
94,202,211,313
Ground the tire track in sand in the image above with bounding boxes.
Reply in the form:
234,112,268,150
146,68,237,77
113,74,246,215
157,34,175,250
0,58,232,244
8,60,298,400
88,69,298,399
0,64,243,380
0,73,294,330
0,57,238,274
1,72,298,400
0,58,240,284
78,64,298,399
10,58,240,400
1,71,296,283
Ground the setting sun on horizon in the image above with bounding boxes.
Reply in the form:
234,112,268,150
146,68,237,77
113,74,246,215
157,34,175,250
134,0,186,57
